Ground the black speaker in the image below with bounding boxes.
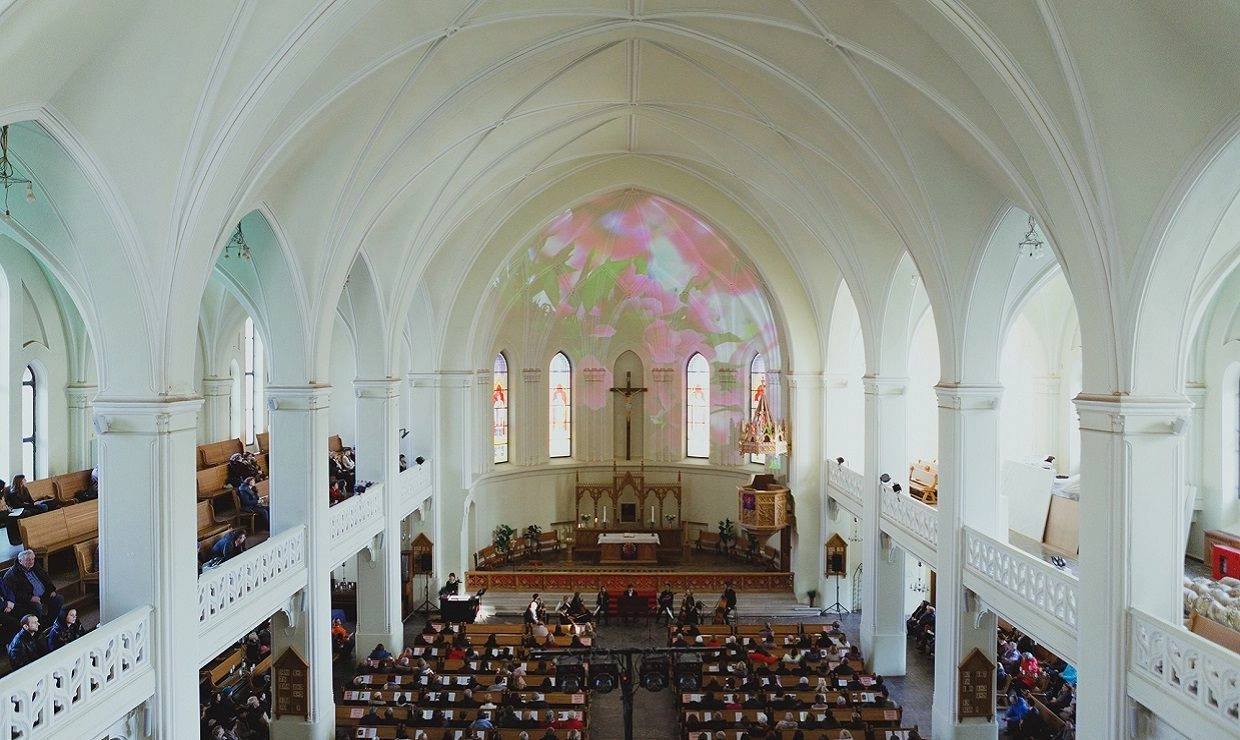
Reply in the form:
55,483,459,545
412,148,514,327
416,553,433,573
829,553,844,573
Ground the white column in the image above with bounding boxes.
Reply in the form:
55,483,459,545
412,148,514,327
1073,394,1190,739
201,376,233,443
93,397,201,739
932,384,1003,740
860,376,907,675
353,378,402,652
65,383,96,470
265,385,334,740
786,371,822,597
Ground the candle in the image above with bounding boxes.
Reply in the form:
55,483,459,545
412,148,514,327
651,505,655,524
603,507,607,524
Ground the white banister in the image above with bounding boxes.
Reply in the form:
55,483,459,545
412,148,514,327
879,484,939,566
328,487,385,562
826,459,865,513
397,465,432,517
0,605,153,739
1129,608,1240,738
962,526,1079,662
198,526,306,627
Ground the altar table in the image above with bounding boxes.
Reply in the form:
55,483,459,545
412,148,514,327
597,532,661,565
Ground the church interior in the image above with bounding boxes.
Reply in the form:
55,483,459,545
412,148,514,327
0,1,1238,738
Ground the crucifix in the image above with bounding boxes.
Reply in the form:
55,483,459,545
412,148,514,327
609,371,648,461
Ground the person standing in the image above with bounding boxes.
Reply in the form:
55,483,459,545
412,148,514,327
439,573,460,597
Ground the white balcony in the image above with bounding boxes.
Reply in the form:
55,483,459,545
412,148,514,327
826,459,865,515
397,465,432,518
1129,608,1240,739
329,485,385,562
0,606,154,739
879,484,939,567
198,526,308,663
962,526,1079,663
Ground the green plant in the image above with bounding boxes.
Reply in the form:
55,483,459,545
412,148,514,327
717,518,736,542
492,524,517,553
807,589,818,607
524,523,542,545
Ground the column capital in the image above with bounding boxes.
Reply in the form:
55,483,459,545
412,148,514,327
353,378,401,399
91,397,202,434
65,382,97,408
862,376,907,396
823,372,852,388
785,371,824,389
201,376,233,397
1073,393,1193,434
408,371,473,388
934,383,1002,410
266,384,332,410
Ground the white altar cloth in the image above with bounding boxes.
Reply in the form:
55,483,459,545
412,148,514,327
597,533,660,545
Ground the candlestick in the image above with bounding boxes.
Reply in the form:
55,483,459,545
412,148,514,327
603,507,607,524
650,505,655,524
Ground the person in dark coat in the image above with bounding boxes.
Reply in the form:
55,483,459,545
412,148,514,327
7,613,43,669
2,549,63,618
46,606,86,651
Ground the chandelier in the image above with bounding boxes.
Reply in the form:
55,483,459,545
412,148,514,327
737,381,789,458
910,561,930,594
0,125,35,220
223,223,252,260
1018,214,1045,260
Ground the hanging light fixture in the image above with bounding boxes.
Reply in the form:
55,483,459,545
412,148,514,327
737,378,789,458
0,125,35,221
223,223,252,260
1018,214,1045,260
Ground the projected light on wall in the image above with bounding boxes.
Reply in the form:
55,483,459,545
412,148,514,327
491,189,779,420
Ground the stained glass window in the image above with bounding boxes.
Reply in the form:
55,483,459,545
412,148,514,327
493,353,509,464
749,353,766,465
549,352,572,458
686,353,710,458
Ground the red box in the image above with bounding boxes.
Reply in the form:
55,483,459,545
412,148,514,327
1212,543,1240,580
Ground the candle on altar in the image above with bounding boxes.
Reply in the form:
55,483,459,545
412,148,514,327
650,505,655,524
603,507,607,524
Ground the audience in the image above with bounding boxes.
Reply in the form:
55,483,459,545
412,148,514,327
46,606,85,651
6,614,43,669
3,549,64,619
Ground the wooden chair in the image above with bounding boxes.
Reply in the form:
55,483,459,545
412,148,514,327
74,538,99,595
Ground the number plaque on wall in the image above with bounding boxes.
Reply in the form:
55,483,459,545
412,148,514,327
825,533,848,576
273,646,310,720
956,647,995,721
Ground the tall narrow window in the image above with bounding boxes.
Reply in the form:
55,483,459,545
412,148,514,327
493,352,509,464
548,352,572,458
749,353,767,465
21,365,36,476
243,318,266,445
686,353,710,458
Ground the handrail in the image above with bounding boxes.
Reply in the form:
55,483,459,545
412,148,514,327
198,526,306,627
826,459,864,511
963,526,1078,631
1129,607,1240,736
329,488,384,544
879,485,939,554
0,605,152,737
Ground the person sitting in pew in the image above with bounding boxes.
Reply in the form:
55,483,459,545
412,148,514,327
3,549,63,619
7,613,43,669
235,476,269,530
4,475,57,514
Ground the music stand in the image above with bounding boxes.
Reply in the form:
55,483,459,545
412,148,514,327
413,573,436,616
821,573,849,616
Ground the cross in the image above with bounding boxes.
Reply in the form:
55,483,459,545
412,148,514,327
609,371,648,461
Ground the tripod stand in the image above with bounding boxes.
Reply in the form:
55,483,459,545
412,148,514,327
414,572,437,615
820,573,849,616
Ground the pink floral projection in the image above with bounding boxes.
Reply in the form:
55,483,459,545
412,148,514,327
503,190,778,431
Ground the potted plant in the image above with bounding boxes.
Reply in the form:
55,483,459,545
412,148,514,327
524,524,542,552
492,524,516,555
718,518,736,553
807,589,818,608
744,529,760,558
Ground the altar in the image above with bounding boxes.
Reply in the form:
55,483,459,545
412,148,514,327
597,532,660,565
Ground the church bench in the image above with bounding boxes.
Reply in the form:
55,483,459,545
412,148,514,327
74,537,98,593
196,464,231,499
694,530,720,551
473,545,501,570
51,469,93,505
908,460,938,505
23,478,58,507
19,499,98,569
201,645,244,686
197,500,229,540
535,529,562,553
255,432,269,453
198,438,243,469
1027,693,1067,736
761,544,780,569
198,528,240,565
329,434,344,453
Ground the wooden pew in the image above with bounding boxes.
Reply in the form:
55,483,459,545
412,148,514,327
51,470,93,505
74,538,98,594
23,479,59,508
198,438,243,470
908,460,938,505
201,645,244,685
19,499,98,569
197,500,229,540
329,434,345,453
695,530,721,552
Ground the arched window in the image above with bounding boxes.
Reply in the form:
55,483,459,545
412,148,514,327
20,365,36,476
493,352,509,464
548,352,572,458
749,353,767,465
243,318,266,445
686,353,710,458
